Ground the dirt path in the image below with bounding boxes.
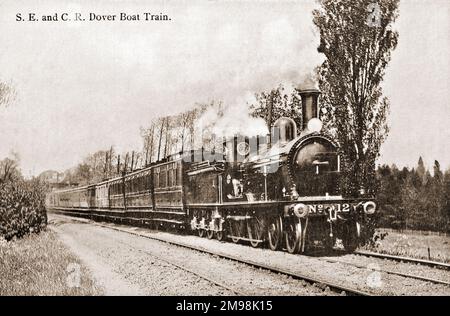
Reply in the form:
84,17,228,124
54,229,145,295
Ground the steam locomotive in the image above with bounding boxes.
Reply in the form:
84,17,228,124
47,87,376,253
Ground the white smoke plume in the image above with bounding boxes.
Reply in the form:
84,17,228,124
195,92,268,140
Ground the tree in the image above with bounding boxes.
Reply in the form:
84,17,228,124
400,173,419,230
313,0,399,194
175,107,205,154
443,168,450,231
61,147,119,185
433,160,443,183
416,156,426,185
140,102,213,164
0,153,21,184
250,84,302,131
156,117,166,161
0,81,15,109
163,116,172,158
429,160,446,231
141,120,157,166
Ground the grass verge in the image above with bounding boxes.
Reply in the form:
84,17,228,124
363,229,450,263
0,229,103,295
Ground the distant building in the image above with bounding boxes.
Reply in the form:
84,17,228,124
38,170,72,190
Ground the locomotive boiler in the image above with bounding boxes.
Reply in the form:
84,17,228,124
47,86,377,254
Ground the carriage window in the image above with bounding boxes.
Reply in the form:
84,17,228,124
154,168,160,188
137,177,141,192
166,166,169,187
160,167,167,188
168,166,173,187
136,177,141,192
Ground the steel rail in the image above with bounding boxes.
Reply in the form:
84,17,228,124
112,238,248,296
319,257,450,287
354,250,450,270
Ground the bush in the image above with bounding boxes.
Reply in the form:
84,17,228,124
0,179,47,241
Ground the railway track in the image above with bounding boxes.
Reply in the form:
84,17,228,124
318,256,450,287
50,214,370,296
110,237,248,296
98,223,373,296
105,224,450,291
50,213,450,295
353,250,450,270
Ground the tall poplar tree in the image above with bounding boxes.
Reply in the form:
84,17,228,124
313,0,399,194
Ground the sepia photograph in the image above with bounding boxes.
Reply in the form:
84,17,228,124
0,0,449,303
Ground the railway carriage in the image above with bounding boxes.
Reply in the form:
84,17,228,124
49,185,91,218
47,87,377,254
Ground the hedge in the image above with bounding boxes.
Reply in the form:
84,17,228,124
0,179,47,241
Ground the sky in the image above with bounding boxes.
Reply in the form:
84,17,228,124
0,0,449,177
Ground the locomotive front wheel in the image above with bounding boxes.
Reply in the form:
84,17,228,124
268,217,282,251
285,218,302,254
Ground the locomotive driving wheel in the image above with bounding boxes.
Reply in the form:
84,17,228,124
285,217,303,254
247,216,265,248
198,229,205,238
267,216,282,251
229,220,244,243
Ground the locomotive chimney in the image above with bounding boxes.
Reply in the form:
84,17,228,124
298,88,321,130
